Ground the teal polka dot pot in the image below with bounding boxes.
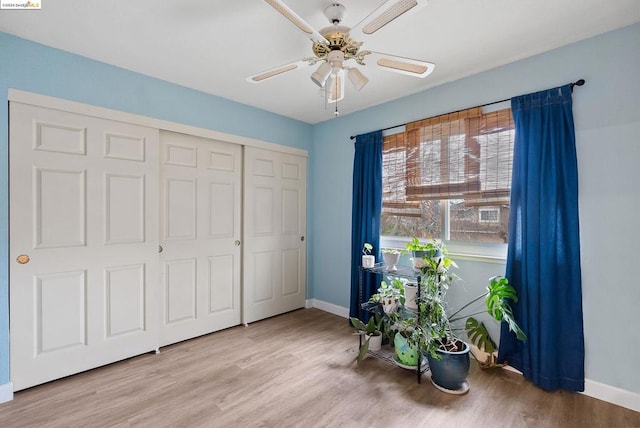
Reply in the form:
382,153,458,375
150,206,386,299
394,331,418,366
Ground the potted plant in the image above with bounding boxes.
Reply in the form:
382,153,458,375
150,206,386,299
381,248,401,271
361,242,375,268
367,279,424,369
367,279,405,346
448,275,526,370
368,278,404,315
393,318,420,367
404,237,443,270
350,314,383,363
405,238,526,394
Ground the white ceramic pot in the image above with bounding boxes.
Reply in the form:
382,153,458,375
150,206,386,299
362,255,375,268
404,284,418,311
381,296,399,314
366,333,382,351
382,252,400,271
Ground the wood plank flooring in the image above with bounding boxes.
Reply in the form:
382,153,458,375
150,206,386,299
0,308,638,427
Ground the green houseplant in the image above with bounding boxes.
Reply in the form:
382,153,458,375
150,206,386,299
404,237,445,270
367,279,404,344
369,278,404,313
453,275,526,368
350,314,383,364
362,242,375,268
405,238,526,393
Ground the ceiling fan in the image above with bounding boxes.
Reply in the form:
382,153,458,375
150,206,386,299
248,0,435,111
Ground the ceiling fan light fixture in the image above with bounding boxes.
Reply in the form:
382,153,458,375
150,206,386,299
327,71,345,103
348,67,369,91
327,50,345,73
362,0,419,35
253,1,436,116
311,62,332,87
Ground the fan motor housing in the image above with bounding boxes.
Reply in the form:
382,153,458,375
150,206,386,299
313,25,362,59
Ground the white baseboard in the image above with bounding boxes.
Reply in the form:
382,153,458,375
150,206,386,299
501,365,523,375
583,379,640,412
306,299,349,318
499,367,639,412
0,382,14,404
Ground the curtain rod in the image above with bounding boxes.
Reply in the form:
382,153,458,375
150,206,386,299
349,79,586,140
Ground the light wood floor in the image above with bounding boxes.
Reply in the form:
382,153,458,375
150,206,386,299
0,308,638,428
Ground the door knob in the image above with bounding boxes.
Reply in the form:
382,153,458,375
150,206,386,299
16,254,30,264
159,245,163,253
300,236,305,242
235,240,241,246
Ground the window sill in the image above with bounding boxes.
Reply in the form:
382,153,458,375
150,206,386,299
380,236,507,264
447,252,506,264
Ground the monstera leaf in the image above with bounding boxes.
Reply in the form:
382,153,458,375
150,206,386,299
465,317,497,354
485,276,526,342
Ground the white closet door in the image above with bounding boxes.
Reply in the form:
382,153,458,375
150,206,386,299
243,147,307,324
159,131,242,346
9,102,159,391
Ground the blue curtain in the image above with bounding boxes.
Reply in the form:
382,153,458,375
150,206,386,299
349,131,383,319
498,85,584,391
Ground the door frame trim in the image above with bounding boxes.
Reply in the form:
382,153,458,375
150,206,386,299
8,89,308,158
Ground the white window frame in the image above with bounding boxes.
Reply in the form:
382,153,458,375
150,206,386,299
380,200,507,263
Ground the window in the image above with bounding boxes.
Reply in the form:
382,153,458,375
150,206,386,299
381,106,514,248
479,208,500,223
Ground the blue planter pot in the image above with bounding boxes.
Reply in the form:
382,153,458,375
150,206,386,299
427,340,470,392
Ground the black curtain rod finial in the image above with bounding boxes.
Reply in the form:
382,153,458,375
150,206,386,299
571,79,585,91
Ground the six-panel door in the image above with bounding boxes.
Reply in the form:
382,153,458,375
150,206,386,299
159,132,242,346
9,103,160,391
243,147,307,324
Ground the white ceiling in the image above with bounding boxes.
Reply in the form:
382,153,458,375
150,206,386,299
1,0,639,124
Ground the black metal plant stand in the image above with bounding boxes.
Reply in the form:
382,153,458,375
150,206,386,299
358,263,428,383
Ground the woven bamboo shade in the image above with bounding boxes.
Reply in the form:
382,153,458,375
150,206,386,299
382,106,514,220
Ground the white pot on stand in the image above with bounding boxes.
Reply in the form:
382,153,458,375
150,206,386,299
382,252,400,271
381,297,399,314
366,332,382,351
362,255,375,268
404,283,418,311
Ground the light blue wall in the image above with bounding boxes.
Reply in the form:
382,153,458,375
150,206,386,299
0,33,313,386
309,23,640,394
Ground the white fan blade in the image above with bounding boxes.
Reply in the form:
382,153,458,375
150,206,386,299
263,0,327,44
368,51,435,78
350,0,428,36
247,59,309,83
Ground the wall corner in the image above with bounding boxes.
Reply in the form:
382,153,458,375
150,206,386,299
0,382,14,404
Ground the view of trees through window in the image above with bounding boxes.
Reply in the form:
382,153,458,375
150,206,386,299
381,107,514,244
